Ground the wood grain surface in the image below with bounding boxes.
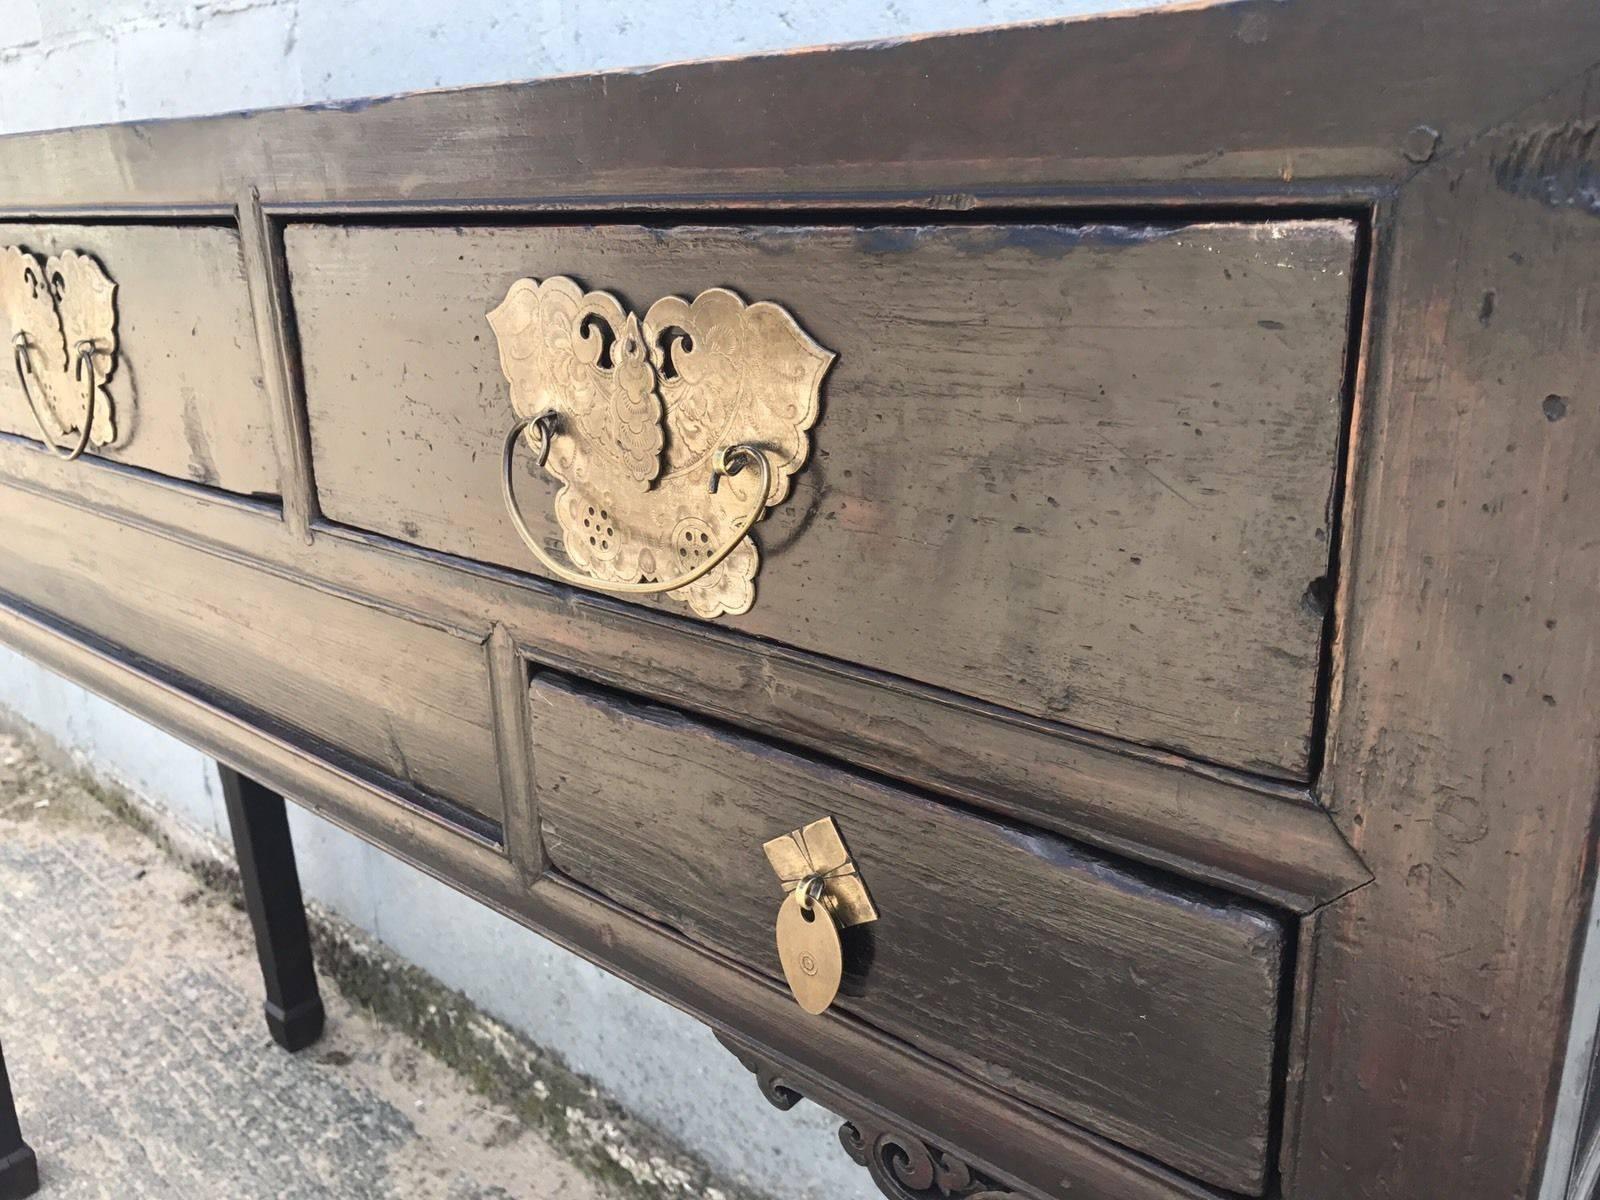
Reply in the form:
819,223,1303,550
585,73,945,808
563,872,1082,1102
0,432,1366,911
0,488,503,831
0,6,1592,1198
0,1,1589,208
289,219,1356,779
530,671,1286,1194
0,587,1228,1200
0,223,279,496
1284,77,1600,1200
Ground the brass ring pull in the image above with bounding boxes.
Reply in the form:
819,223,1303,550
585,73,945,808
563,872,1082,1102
12,335,96,462
795,873,830,915
501,411,773,596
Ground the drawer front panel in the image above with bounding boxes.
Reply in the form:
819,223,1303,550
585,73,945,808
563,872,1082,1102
288,219,1356,779
529,672,1288,1194
1,492,503,831
0,223,279,496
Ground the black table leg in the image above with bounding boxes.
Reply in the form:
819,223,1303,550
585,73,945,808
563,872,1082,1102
220,766,326,1052
0,1038,38,1200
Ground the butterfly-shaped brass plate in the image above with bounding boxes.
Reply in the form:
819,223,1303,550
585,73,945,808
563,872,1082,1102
489,276,832,618
0,247,119,456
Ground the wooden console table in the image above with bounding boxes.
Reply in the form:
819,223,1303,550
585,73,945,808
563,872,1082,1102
0,3,1598,1197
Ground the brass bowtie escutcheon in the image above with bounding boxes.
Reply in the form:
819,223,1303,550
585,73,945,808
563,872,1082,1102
0,247,119,461
763,817,878,1015
489,276,833,619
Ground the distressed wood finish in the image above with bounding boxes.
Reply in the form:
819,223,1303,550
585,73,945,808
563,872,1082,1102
0,488,504,832
0,5,1594,1200
0,587,1227,1200
0,224,279,496
0,437,1366,912
529,671,1286,1194
1285,79,1600,1200
288,219,1356,778
0,3,1590,208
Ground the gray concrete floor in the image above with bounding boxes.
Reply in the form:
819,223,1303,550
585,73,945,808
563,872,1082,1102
0,734,616,1199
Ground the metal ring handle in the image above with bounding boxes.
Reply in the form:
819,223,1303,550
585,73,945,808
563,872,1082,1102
501,412,772,596
795,873,830,915
12,335,95,462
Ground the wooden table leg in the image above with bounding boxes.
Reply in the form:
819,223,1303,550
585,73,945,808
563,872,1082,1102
0,1038,38,1200
219,765,326,1052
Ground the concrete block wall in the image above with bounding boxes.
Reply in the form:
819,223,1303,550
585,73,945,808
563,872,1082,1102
0,0,1155,1195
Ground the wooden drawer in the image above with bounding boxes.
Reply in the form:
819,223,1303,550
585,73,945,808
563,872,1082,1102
529,671,1288,1194
0,491,504,836
287,219,1355,780
0,223,278,496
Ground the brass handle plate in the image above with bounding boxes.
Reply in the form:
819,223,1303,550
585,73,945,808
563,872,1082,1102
764,816,878,1015
503,417,773,597
488,276,833,619
0,247,118,458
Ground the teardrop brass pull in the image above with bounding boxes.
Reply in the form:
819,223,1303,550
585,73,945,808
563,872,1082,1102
775,876,845,1015
763,817,878,1015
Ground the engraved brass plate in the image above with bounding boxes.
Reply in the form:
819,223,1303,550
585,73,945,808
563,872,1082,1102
489,276,833,618
0,247,118,458
763,816,878,929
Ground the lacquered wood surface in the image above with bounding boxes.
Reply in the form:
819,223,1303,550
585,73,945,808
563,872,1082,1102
0,5,1594,1199
1,488,504,832
0,223,279,496
288,219,1356,779
531,671,1286,1193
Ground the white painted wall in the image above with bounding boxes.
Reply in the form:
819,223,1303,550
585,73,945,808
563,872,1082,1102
0,1,1161,1195
0,0,1156,133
